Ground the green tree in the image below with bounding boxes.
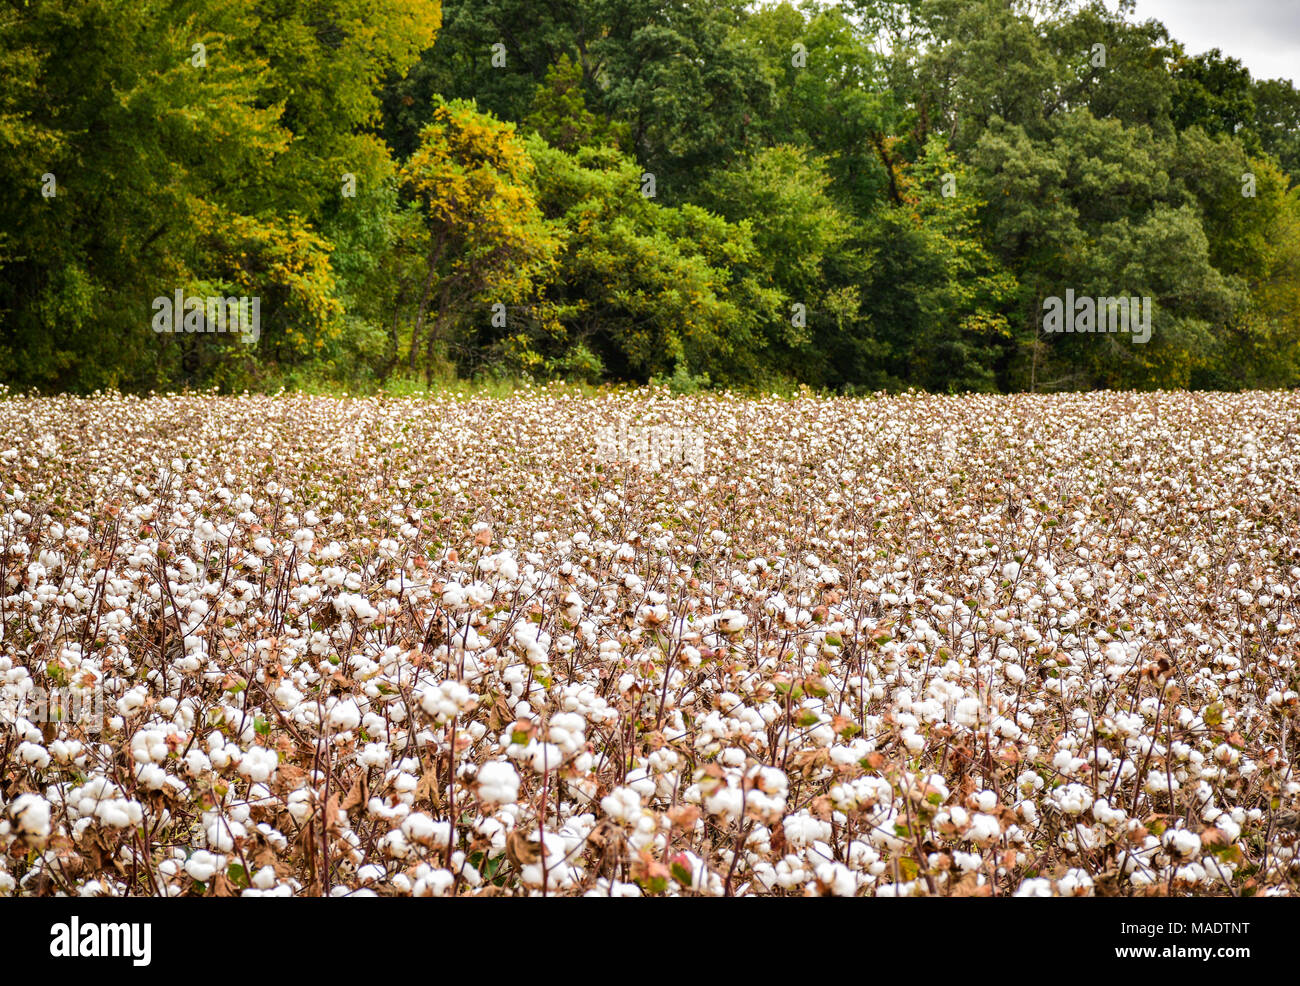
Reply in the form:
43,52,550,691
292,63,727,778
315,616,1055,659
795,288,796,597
518,137,775,384
399,100,561,383
522,55,629,153
700,144,867,385
0,0,440,392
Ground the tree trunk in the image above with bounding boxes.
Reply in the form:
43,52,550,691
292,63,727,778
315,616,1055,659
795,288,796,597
408,235,447,375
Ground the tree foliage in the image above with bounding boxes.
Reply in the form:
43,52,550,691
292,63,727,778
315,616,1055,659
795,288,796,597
2,0,1298,393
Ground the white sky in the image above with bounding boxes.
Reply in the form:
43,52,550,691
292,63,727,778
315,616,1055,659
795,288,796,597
1131,0,1300,84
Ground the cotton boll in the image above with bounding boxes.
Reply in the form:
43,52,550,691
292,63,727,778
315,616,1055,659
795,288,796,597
1014,877,1055,897
809,861,858,897
1163,828,1202,858
184,749,212,778
17,741,50,769
967,813,1001,845
477,760,521,806
327,698,362,732
402,812,452,848
1056,868,1094,896
717,610,748,633
359,743,391,768
9,793,51,845
185,850,222,882
783,812,832,848
413,866,456,897
134,763,168,791
600,786,644,825
238,746,278,783
972,789,998,813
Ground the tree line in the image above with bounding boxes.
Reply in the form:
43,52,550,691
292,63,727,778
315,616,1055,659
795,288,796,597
2,0,1298,394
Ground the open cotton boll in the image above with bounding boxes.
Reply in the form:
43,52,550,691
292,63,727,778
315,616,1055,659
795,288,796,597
477,760,520,806
237,746,279,783
600,786,644,825
401,812,452,848
967,813,1002,845
185,850,222,882
17,742,50,769
717,610,747,633
783,812,832,848
810,861,858,897
1014,877,1055,897
1163,828,1202,858
9,793,52,844
419,681,479,721
326,698,362,732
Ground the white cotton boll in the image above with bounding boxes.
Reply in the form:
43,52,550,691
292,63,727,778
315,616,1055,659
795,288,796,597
1014,877,1055,897
967,813,1001,845
357,864,386,885
953,698,980,727
96,799,143,828
1055,783,1093,815
717,749,748,770
204,816,245,852
811,861,858,897
548,712,587,755
17,741,50,769
477,760,520,806
252,866,277,890
1212,813,1241,841
274,681,303,708
134,763,168,791
184,749,212,777
563,592,583,621
379,829,411,858
327,698,362,732
359,743,391,768
496,554,519,582
49,740,85,765
527,741,563,773
131,730,170,764
185,850,221,882
717,610,747,633
952,851,983,873
238,746,278,783
10,793,51,843
413,867,455,897
402,812,451,848
1057,868,1094,896
1016,770,1044,795
1163,829,1201,857
783,813,832,848
520,832,571,889
601,786,643,825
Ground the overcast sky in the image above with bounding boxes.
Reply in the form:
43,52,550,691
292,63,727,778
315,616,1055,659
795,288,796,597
1132,0,1300,83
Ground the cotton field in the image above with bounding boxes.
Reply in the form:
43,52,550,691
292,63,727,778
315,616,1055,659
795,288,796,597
1,388,1298,897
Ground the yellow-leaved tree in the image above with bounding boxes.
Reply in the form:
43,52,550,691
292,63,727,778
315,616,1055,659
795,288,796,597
400,100,562,382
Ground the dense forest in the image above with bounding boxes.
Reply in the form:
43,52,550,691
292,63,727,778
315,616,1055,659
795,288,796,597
2,0,1298,394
